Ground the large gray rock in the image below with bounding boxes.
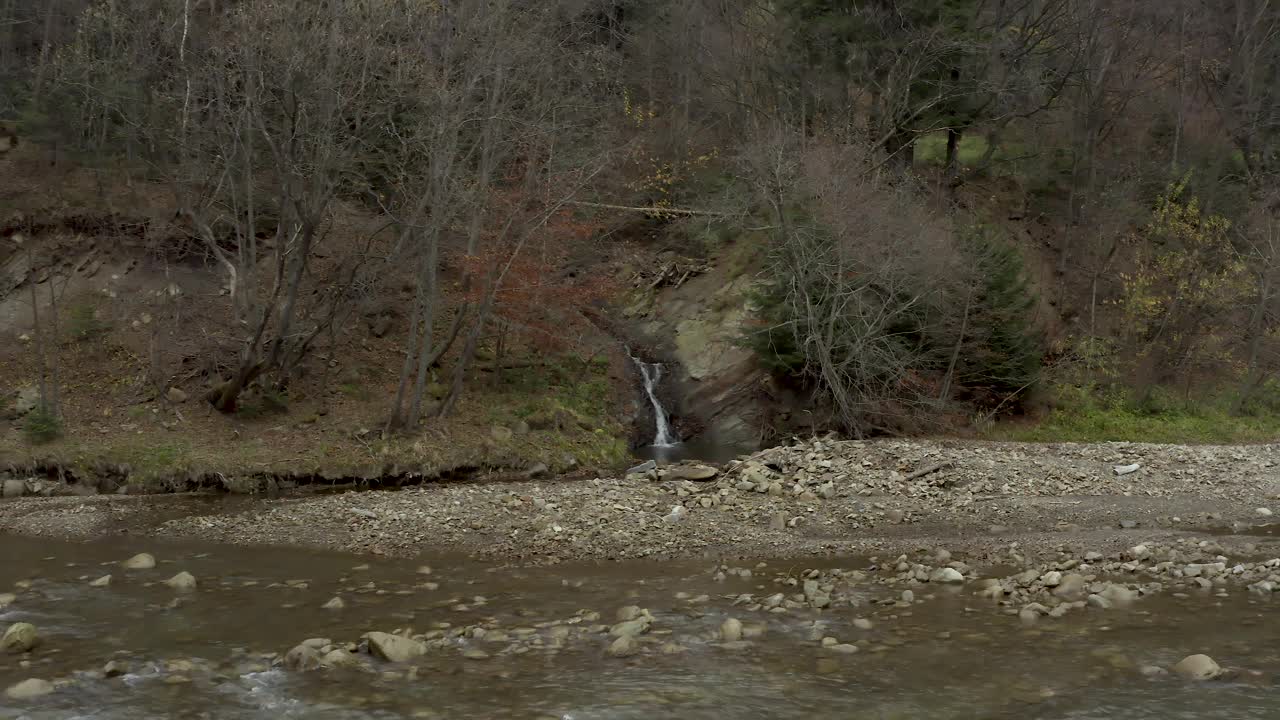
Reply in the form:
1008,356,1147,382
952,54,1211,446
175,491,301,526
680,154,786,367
1174,654,1222,681
607,634,639,657
321,649,363,669
4,678,53,700
366,632,425,663
1,622,39,653
930,567,965,583
663,464,719,481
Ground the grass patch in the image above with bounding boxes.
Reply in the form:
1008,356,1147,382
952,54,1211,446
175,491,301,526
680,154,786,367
990,385,1280,444
67,303,110,341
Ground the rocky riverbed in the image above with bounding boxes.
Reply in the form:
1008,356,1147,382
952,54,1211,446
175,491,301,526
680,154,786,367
2,438,1278,566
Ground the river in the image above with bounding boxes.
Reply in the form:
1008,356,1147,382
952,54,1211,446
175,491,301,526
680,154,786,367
1,533,1278,719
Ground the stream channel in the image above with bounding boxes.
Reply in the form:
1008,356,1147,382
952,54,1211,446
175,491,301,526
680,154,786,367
2,532,1279,719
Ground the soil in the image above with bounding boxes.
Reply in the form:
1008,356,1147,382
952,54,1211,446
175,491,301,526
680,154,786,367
3,438,1278,566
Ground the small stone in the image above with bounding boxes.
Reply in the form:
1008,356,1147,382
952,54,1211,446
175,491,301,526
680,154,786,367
164,572,197,591
1113,463,1141,476
122,553,156,570
322,596,345,610
462,649,490,660
1118,520,1138,530
769,512,787,531
901,590,915,603
1256,507,1273,518
662,505,688,523
610,617,651,637
4,678,54,700
166,387,188,404
1086,594,1113,610
616,606,644,622
720,618,743,642
103,660,129,677
1,623,39,653
1173,654,1222,681
826,643,859,654
853,618,874,631
89,575,112,588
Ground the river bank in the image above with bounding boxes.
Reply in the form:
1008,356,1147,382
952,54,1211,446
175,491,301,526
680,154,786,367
3,438,1278,565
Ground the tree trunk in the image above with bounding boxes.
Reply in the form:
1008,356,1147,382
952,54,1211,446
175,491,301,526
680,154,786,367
945,127,962,181
406,235,440,427
436,294,493,418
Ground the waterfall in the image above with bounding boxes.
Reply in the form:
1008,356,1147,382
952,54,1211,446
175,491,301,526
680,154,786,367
631,354,678,447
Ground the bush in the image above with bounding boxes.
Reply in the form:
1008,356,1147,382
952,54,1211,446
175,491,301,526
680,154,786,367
23,408,62,444
68,303,109,340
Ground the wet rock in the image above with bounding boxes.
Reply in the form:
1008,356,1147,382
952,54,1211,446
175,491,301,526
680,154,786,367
1086,594,1113,610
0,594,13,609
321,649,363,669
103,660,129,677
616,606,645,622
165,572,197,591
123,553,156,570
611,616,652,637
4,678,54,700
285,644,323,671
2,622,39,653
366,632,426,663
1052,574,1087,598
826,643,858,654
1173,654,1222,681
608,634,639,657
322,596,346,610
853,618,874,631
659,642,688,654
89,575,112,588
720,618,743,642
462,649,490,660
930,568,964,583
1099,584,1136,607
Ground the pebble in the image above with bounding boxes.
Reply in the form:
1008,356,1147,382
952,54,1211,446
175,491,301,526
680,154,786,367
853,618,874,631
89,575,112,588
322,596,346,610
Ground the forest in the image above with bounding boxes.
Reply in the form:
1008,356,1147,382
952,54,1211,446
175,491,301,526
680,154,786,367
1,0,1279,451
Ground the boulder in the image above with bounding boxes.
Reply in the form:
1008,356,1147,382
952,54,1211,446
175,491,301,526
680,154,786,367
122,553,156,570
930,567,965,583
164,572,197,591
1,622,39,653
366,632,426,663
607,634,639,657
284,644,322,672
321,649,363,669
1173,654,1222,681
610,617,652,638
4,678,53,700
1,478,24,498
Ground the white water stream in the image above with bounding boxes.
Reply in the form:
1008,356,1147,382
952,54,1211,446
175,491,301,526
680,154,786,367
631,354,678,447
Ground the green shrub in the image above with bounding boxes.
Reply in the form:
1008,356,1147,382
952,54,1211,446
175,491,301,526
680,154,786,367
23,408,62,444
68,303,109,340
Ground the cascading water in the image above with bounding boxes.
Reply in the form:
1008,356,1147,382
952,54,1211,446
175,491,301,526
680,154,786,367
631,354,678,447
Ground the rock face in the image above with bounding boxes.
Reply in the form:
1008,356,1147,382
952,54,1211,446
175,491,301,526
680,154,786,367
1174,654,1222,681
366,632,426,663
4,678,54,700
1,622,39,653
122,553,156,570
164,572,198,590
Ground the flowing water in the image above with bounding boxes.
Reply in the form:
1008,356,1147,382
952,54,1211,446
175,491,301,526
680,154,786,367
629,355,678,448
2,532,1280,719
